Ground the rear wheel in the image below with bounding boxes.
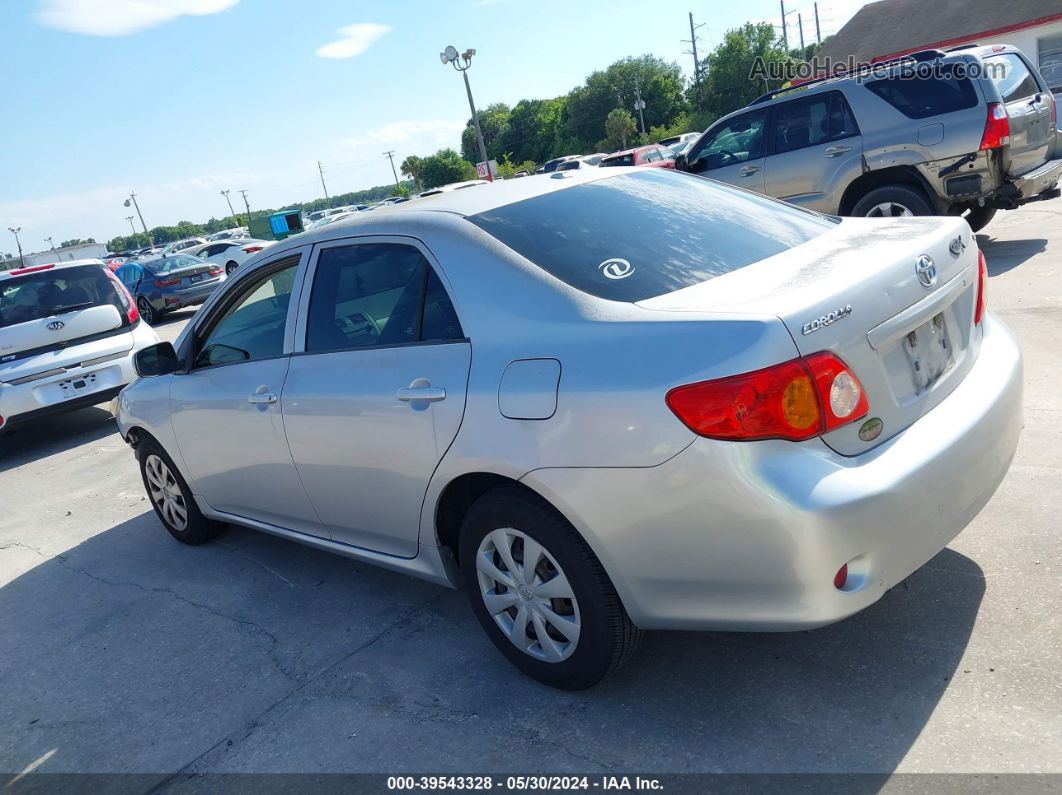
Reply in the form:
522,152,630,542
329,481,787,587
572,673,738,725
137,297,156,325
138,440,223,545
963,205,997,233
852,185,933,218
225,260,238,275
459,486,642,689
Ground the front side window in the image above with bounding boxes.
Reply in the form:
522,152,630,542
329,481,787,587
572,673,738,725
305,243,462,353
772,92,859,155
985,53,1041,102
686,109,767,170
194,257,299,367
467,169,835,303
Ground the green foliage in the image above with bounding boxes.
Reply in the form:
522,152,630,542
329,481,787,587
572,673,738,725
393,184,413,198
604,108,638,150
420,148,477,190
495,155,538,179
460,103,512,164
400,155,424,191
59,237,96,247
499,97,566,165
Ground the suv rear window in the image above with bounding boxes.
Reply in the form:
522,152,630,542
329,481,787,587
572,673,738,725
863,63,978,118
984,53,1041,102
0,265,127,329
466,170,835,302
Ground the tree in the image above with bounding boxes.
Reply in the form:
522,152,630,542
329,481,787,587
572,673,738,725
460,103,511,164
400,155,424,191
495,155,538,179
499,97,566,164
604,108,637,150
420,148,478,190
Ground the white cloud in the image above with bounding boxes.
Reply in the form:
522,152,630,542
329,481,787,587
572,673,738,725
336,119,466,150
316,23,391,59
36,0,238,36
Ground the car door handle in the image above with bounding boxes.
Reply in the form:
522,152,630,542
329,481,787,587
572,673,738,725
397,387,446,402
247,386,277,405
825,145,852,157
739,165,760,176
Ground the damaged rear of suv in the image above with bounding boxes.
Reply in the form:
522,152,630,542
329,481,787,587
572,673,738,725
678,45,1061,232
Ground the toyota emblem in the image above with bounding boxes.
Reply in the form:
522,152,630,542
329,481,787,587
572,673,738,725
915,255,937,288
47,320,66,331
599,258,634,280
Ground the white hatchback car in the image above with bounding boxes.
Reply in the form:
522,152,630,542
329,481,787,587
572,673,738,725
0,259,158,433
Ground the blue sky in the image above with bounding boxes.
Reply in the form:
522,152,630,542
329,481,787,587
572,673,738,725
0,0,869,252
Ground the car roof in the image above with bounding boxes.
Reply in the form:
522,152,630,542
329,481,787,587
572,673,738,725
0,258,106,279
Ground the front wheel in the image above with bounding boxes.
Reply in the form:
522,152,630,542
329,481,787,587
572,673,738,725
138,440,223,545
459,486,642,690
852,185,933,218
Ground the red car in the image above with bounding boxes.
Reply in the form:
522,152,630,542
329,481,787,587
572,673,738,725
598,144,676,169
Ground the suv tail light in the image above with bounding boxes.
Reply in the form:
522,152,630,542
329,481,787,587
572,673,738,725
101,267,139,325
666,352,869,441
975,249,988,325
154,276,180,288
978,102,1010,150
242,245,263,254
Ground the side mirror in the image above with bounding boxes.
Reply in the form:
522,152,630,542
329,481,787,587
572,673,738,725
674,154,688,171
134,342,178,377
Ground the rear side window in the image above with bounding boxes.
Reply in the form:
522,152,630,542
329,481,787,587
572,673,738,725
984,53,1041,102
864,64,978,118
467,169,835,302
0,265,125,329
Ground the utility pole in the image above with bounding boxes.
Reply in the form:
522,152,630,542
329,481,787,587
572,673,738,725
8,226,24,267
124,216,137,236
239,190,252,223
683,12,704,85
124,190,151,243
383,150,401,190
317,161,330,201
814,2,822,43
633,76,646,136
220,189,240,224
798,12,805,52
780,0,789,51
45,237,60,261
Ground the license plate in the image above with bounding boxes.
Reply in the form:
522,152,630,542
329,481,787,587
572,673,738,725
59,373,97,398
189,273,203,282
902,313,952,393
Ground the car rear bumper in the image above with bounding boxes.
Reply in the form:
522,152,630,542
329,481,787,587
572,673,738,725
0,324,159,431
1009,157,1062,203
523,312,1023,631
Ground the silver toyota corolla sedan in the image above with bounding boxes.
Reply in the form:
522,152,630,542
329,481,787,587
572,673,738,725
115,168,1022,689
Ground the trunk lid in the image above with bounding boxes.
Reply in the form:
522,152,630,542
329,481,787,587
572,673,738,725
639,216,981,455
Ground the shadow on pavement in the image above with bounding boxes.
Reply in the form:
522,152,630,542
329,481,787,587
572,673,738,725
0,406,118,473
977,234,1047,276
0,507,984,776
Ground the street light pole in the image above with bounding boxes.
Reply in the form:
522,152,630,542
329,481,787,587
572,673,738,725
220,189,240,225
239,190,252,224
124,191,151,244
124,216,137,236
45,237,60,262
440,45,491,181
7,226,24,267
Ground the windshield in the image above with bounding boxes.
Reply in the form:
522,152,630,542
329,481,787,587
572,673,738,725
0,265,124,328
467,170,835,302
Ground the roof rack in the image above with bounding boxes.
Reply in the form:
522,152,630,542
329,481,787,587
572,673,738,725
748,48,949,106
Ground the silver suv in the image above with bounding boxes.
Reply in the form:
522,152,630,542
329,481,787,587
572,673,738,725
677,45,1061,232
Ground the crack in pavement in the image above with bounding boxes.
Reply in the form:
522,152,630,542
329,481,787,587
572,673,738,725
217,542,296,589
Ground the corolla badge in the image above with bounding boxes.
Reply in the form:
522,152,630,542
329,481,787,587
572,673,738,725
801,304,852,335
47,320,66,331
599,258,635,279
915,254,937,288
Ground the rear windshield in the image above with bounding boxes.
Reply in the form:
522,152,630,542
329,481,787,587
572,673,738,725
863,63,978,118
983,53,1041,102
145,255,204,273
466,170,835,302
0,265,125,328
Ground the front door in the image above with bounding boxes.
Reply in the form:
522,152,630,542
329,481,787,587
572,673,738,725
684,108,768,193
282,239,470,557
763,91,863,212
169,251,327,537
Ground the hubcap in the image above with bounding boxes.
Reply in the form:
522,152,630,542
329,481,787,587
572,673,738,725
476,528,581,663
138,299,153,323
144,454,188,532
866,201,914,218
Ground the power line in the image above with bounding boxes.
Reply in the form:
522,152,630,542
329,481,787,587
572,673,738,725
383,150,401,190
682,12,705,84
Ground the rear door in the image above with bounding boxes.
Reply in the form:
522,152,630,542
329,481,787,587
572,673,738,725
763,91,863,212
684,108,768,193
984,51,1055,175
282,237,470,557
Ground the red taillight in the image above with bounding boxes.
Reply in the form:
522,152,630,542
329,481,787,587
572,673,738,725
9,264,55,275
975,249,988,325
154,277,180,288
979,102,1010,151
834,564,849,590
208,266,223,275
665,352,869,441
101,267,139,324
242,246,263,254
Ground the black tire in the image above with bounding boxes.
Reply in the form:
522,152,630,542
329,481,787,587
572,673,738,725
225,260,238,275
852,184,934,218
459,486,642,690
964,205,997,233
137,297,156,325
137,438,223,545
